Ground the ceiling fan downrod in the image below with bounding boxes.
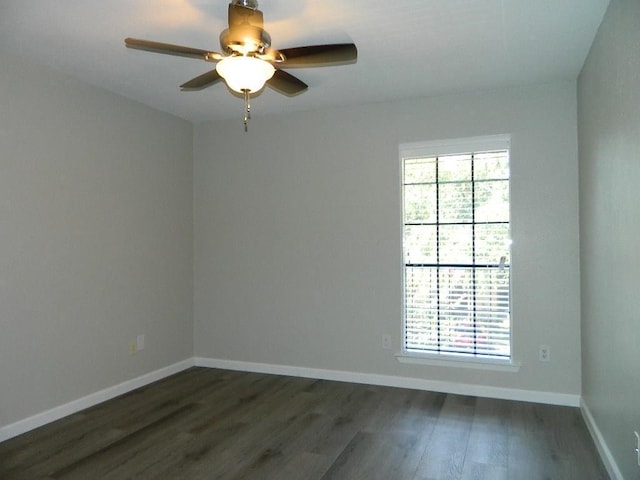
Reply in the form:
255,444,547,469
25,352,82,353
232,0,258,10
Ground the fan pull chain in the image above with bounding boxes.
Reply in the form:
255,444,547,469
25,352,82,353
243,90,251,132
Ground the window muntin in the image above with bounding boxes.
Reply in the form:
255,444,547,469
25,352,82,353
401,139,511,360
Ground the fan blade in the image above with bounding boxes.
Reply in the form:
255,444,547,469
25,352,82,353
267,69,308,96
124,38,222,62
180,70,223,91
228,3,263,30
279,43,357,67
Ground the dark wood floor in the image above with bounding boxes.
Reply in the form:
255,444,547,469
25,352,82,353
0,367,608,480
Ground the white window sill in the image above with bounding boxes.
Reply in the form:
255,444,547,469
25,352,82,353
396,352,521,372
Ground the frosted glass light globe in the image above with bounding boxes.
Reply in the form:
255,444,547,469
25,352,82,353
216,56,275,93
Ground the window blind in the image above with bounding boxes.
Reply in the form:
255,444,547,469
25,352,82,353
401,141,511,359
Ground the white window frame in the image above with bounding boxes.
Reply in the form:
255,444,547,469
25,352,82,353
396,135,519,371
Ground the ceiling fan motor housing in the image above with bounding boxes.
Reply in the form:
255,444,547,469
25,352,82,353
220,3,270,55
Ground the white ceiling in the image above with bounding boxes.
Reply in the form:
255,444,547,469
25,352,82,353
0,0,609,124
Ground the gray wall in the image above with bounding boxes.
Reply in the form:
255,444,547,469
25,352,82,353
0,54,194,428
194,81,582,396
0,37,598,444
578,0,640,477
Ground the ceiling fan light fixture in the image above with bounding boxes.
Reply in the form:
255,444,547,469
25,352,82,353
215,55,275,93
124,0,357,131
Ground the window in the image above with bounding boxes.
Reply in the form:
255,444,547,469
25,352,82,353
400,136,511,362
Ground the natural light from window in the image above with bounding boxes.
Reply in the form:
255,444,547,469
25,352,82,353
400,136,511,364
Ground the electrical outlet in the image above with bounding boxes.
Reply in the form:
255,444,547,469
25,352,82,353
136,334,145,351
634,431,639,467
382,334,391,350
129,340,137,355
539,345,551,362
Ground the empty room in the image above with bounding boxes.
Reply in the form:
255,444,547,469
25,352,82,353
0,0,638,479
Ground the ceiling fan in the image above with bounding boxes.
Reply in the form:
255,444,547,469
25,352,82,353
125,0,357,130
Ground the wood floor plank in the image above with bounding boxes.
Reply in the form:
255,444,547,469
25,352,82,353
507,401,608,480
320,431,424,480
412,394,476,480
363,387,445,436
461,397,509,476
273,452,333,480
2,369,229,479
0,368,610,480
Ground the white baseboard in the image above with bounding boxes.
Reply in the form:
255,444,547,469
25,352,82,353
194,357,581,407
0,358,194,443
0,356,583,445
581,399,623,480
